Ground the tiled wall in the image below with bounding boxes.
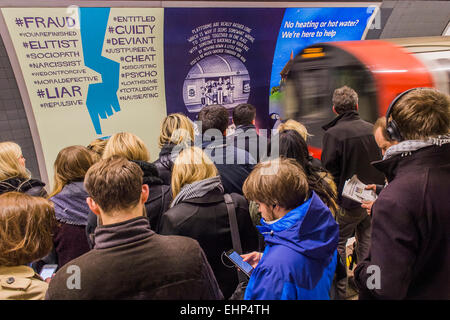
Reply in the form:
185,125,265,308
0,33,41,181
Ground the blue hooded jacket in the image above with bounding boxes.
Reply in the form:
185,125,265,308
244,191,339,300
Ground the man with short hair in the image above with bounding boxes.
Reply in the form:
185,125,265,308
197,104,255,195
355,88,450,299
46,156,223,300
241,158,338,300
229,103,268,162
321,86,385,299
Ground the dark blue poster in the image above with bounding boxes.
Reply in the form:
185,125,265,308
164,8,285,130
164,7,374,131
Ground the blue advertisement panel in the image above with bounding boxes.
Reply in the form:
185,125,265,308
270,7,374,116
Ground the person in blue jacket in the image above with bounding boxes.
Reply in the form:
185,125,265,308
242,157,339,300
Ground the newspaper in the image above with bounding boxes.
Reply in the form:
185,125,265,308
342,175,377,204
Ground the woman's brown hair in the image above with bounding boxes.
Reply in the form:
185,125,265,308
0,192,55,266
49,145,97,198
243,157,309,211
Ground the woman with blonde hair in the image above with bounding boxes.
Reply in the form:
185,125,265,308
102,132,150,161
154,113,195,185
49,145,97,269
86,138,108,161
86,132,171,246
0,192,55,300
0,141,47,197
277,119,310,141
159,146,259,299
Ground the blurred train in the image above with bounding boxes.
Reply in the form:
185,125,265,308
281,36,450,159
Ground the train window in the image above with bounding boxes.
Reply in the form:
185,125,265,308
436,58,450,93
332,66,378,124
299,68,330,116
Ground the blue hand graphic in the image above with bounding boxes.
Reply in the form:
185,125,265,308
79,8,121,135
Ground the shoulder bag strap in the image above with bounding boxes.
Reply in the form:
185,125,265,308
224,193,242,254
224,194,246,282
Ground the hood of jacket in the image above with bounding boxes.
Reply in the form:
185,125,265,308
50,181,90,226
257,191,338,261
322,110,360,131
0,177,45,194
132,160,164,186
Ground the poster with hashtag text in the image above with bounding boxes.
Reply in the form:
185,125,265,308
2,8,166,185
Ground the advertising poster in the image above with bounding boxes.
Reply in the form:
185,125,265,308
164,7,374,132
270,7,375,116
2,5,376,183
2,8,166,183
164,8,285,131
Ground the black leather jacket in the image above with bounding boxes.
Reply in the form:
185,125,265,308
0,177,47,197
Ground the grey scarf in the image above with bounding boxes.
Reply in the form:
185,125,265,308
383,134,450,161
171,175,224,208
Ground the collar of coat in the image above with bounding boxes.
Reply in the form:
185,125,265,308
0,177,45,194
174,187,226,205
322,110,360,131
94,216,154,250
372,143,450,183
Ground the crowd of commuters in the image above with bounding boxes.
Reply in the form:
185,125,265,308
0,87,448,300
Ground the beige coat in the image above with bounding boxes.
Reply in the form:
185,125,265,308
0,266,48,300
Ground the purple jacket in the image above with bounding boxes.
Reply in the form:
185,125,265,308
50,181,91,268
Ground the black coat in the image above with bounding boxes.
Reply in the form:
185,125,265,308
354,143,450,299
153,143,175,185
158,188,260,299
85,161,171,247
201,137,255,195
321,111,385,210
228,124,268,162
0,177,47,197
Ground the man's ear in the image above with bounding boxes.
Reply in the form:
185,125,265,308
252,118,256,125
86,197,101,216
141,184,149,204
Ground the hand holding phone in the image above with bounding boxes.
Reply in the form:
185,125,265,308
224,250,254,278
39,264,58,281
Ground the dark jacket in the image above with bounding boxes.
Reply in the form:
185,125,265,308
85,161,171,247
158,188,260,299
228,124,268,162
50,181,91,269
46,216,223,300
354,143,450,300
321,111,385,210
244,192,338,300
0,177,47,197
200,136,255,195
153,143,175,185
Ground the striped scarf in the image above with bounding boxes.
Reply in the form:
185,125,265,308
170,175,224,208
383,134,450,160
